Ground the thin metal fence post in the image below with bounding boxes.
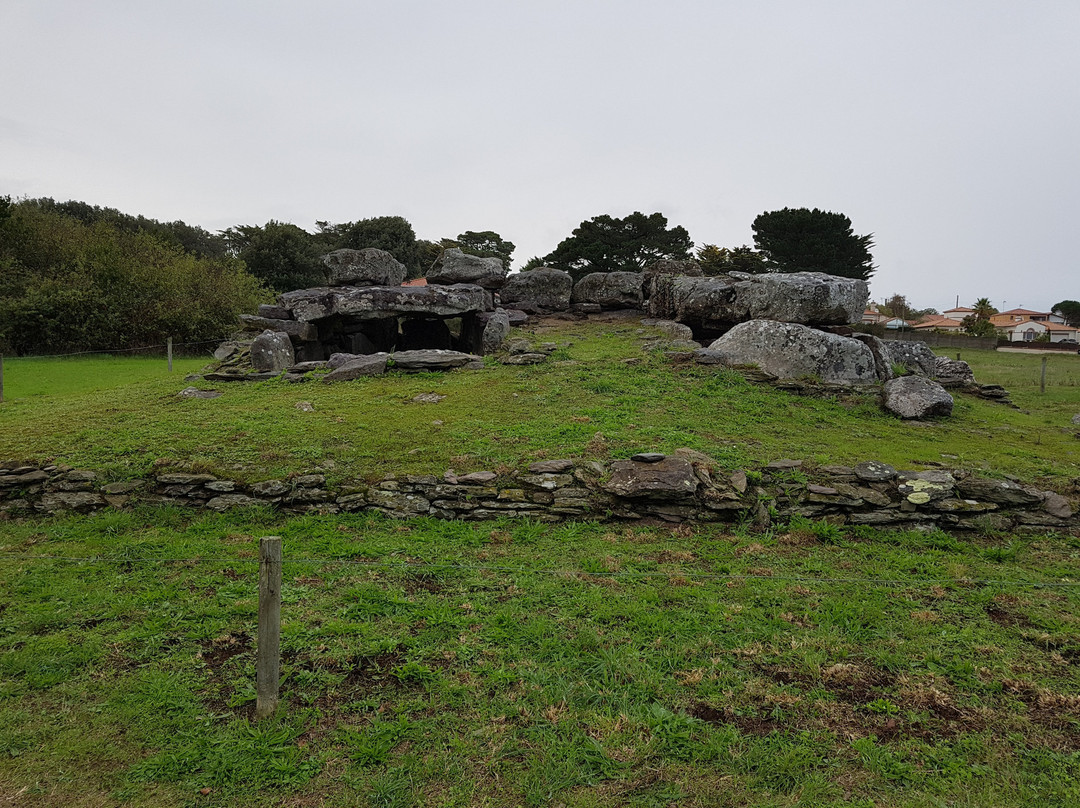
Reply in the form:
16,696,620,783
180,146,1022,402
256,537,282,719
167,337,173,373
0,354,4,403
1041,356,1047,394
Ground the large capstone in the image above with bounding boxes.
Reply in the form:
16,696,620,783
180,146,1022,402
649,271,867,335
571,272,644,309
278,284,490,322
602,456,700,500
427,248,508,289
882,376,954,419
500,268,573,311
704,320,878,384
322,248,407,287
250,330,295,372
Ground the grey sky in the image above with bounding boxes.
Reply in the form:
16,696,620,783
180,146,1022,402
2,1,1077,313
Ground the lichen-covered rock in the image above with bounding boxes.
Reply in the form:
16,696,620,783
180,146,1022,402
650,271,866,331
955,477,1043,506
323,354,389,382
500,268,573,311
322,248,407,287
279,284,491,322
390,349,482,371
206,494,262,512
934,357,977,387
479,309,511,354
427,248,507,289
571,272,644,309
882,376,954,419
884,341,938,377
641,319,695,340
706,321,878,384
250,330,295,372
851,333,895,381
642,259,703,301
238,315,317,343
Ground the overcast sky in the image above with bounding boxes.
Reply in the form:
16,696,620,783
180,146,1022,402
2,1,1077,312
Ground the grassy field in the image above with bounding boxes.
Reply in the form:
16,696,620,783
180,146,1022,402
1,508,1078,807
2,322,1079,488
1,326,1078,807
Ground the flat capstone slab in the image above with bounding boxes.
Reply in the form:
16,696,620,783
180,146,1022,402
631,453,666,463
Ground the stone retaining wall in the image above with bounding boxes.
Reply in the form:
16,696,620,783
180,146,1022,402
1,455,1075,533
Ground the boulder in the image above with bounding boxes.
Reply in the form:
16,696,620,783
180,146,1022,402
571,272,644,309
323,354,389,382
250,330,295,372
427,248,507,289
239,315,318,343
705,320,878,384
650,271,867,332
884,341,938,377
642,259,703,302
602,456,700,501
641,319,694,341
391,349,482,371
851,333,895,381
480,309,511,354
258,304,293,320
500,268,573,311
1072,413,1080,426
279,284,490,322
933,357,976,387
882,376,954,419
322,248,407,287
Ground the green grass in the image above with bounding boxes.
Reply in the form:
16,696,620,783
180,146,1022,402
1,508,1078,806
1,324,1079,488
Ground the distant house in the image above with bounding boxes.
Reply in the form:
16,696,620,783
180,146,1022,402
884,318,912,330
990,308,1065,327
943,306,975,319
911,315,965,333
861,305,890,325
996,317,1079,343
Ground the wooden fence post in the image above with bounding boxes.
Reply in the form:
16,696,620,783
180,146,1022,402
167,337,173,373
0,354,4,403
256,536,282,719
1041,356,1047,394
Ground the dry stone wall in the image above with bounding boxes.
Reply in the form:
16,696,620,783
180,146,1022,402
2,456,1074,534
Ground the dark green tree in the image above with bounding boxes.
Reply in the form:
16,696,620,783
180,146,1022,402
223,221,325,292
696,244,767,275
443,230,515,269
335,216,422,278
751,208,875,281
542,211,693,283
1052,300,1080,327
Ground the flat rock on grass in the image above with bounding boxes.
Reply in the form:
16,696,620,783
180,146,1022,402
323,354,389,382
883,376,954,419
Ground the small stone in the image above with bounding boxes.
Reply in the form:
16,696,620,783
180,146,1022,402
295,401,314,412
500,353,548,365
1072,413,1080,426
854,461,898,482
100,480,144,495
1043,492,1074,519
631,452,666,463
766,459,803,471
295,474,326,487
431,420,444,426
807,484,838,495
413,393,445,404
730,470,748,494
178,386,222,399
527,460,575,474
252,480,290,498
458,471,497,484
205,480,236,493
206,494,261,512
157,473,217,485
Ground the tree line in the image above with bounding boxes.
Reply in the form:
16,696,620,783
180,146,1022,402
0,195,879,355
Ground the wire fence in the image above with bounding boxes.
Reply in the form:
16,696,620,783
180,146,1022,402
8,337,228,360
